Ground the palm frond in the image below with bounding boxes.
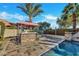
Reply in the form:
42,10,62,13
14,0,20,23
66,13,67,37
33,9,43,17
18,3,43,22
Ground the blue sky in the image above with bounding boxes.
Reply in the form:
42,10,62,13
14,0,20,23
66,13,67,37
0,3,67,28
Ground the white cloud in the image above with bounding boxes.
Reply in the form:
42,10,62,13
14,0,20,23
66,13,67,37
0,11,28,22
11,13,28,21
40,14,58,28
0,12,9,19
43,14,57,20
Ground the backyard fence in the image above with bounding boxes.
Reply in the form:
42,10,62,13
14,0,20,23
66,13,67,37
44,28,79,36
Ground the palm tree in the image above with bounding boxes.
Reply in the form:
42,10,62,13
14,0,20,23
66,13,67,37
17,3,43,22
57,18,67,29
62,3,79,33
57,18,63,29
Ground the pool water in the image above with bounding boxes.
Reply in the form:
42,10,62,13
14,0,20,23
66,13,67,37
42,40,79,56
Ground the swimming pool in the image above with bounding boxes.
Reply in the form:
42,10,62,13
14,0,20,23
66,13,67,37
42,40,79,56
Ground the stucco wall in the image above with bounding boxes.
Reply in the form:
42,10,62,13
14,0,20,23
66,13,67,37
4,29,17,37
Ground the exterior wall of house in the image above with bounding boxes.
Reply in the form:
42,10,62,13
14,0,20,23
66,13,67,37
4,29,17,37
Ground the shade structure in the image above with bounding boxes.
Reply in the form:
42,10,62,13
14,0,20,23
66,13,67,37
17,22,39,28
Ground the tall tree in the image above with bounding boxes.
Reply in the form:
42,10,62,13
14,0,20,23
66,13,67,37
17,3,43,22
57,18,69,29
35,22,50,34
62,3,79,33
57,18,63,29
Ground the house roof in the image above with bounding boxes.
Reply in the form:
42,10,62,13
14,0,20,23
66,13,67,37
0,19,14,27
0,19,39,27
17,22,39,27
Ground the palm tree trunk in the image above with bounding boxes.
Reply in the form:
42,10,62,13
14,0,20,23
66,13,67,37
72,13,76,33
29,16,32,22
16,24,21,45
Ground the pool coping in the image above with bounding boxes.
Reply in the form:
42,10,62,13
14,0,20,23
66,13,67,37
39,39,65,56
39,47,53,56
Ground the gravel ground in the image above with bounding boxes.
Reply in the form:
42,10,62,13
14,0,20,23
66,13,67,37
0,38,49,56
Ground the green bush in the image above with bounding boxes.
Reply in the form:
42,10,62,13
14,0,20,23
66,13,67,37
0,22,5,41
